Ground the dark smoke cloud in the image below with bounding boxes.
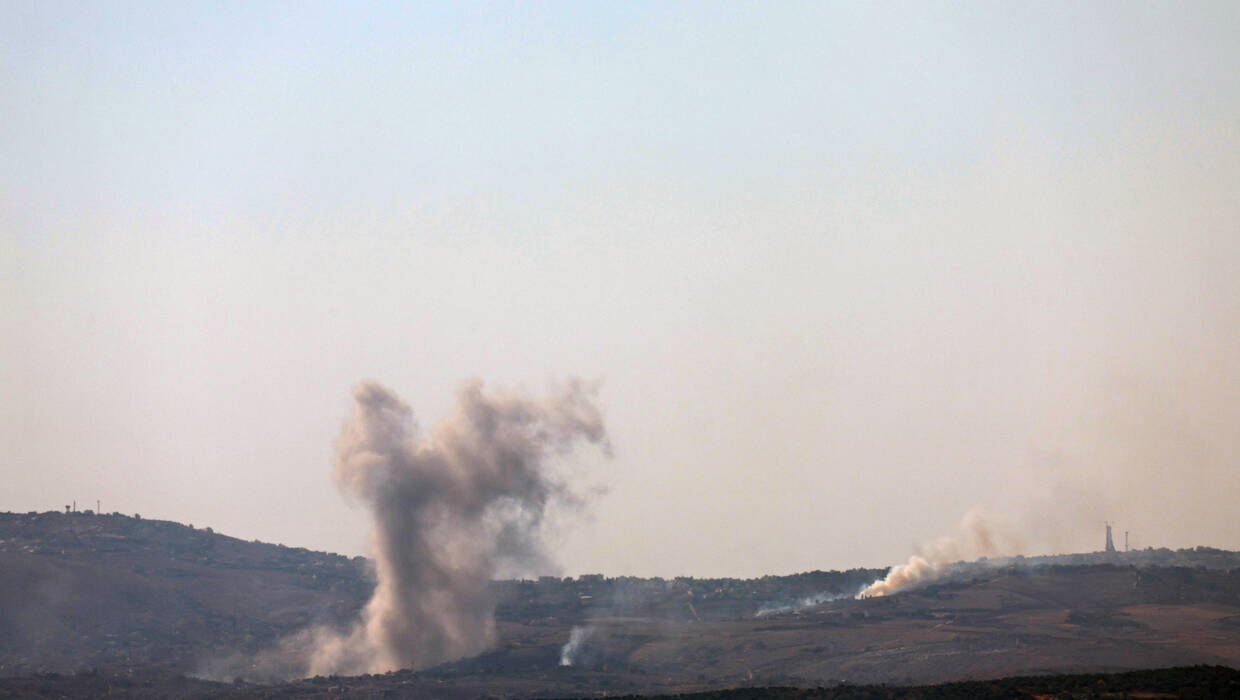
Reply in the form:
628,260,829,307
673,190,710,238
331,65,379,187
203,378,608,680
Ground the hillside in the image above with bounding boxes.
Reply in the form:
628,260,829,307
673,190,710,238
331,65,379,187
0,511,370,676
3,510,1240,696
0,511,880,679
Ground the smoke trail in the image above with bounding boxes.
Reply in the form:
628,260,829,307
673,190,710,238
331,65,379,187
857,509,1022,599
559,625,595,666
755,591,845,618
210,378,608,680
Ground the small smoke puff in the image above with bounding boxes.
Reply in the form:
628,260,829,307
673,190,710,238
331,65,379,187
858,508,1022,598
560,625,595,666
218,378,608,680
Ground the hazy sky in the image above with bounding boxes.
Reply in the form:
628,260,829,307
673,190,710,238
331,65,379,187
4,1,1239,578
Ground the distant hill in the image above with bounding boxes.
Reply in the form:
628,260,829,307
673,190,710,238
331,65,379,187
0,511,370,677
0,510,880,677
3,509,1240,695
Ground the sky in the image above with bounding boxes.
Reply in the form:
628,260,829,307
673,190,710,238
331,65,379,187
3,1,1239,578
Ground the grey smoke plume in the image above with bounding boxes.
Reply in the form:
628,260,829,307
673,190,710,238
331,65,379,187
857,509,1022,599
215,378,607,680
559,625,595,666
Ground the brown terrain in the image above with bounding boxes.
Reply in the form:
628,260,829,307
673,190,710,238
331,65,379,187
2,510,1240,698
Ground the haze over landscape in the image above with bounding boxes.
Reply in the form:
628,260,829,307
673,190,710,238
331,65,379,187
4,0,1239,585
6,4,1240,698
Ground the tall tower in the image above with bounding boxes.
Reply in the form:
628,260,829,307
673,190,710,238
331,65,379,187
1105,522,1116,553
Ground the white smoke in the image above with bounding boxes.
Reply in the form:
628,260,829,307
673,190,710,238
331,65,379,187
755,591,845,618
207,378,608,681
857,509,1023,599
559,625,595,666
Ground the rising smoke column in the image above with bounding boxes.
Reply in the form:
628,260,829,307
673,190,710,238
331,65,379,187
559,625,595,666
857,509,1022,598
228,378,608,680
